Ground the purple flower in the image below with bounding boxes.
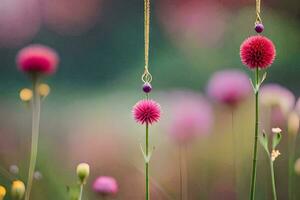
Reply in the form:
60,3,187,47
166,91,214,144
206,69,251,107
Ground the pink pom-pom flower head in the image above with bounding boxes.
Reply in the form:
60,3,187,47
240,35,276,69
16,44,59,76
206,69,252,107
93,176,118,197
132,99,161,125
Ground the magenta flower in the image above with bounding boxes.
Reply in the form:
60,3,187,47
16,44,59,75
260,84,295,127
166,91,213,144
93,176,118,196
132,99,161,125
240,35,276,69
206,69,252,107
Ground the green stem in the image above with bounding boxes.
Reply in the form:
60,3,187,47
78,184,83,200
249,67,259,200
270,160,277,200
232,110,239,199
146,123,149,200
25,77,41,200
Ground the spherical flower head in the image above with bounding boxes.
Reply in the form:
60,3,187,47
16,44,59,76
240,35,276,69
76,163,90,184
166,91,214,144
11,180,25,200
132,99,161,125
93,176,118,196
206,69,251,107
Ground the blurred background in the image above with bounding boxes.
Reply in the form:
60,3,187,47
0,0,300,199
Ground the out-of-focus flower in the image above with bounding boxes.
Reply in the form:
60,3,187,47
11,180,25,200
158,0,228,48
19,88,33,102
0,0,41,47
33,171,43,181
93,176,118,196
16,44,59,76
132,100,161,125
271,128,282,134
240,35,276,69
9,165,19,175
38,84,51,97
260,84,295,127
288,111,299,137
166,91,213,144
76,163,90,184
42,0,102,35
0,185,6,200
206,69,251,107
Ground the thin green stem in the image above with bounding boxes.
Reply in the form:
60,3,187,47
270,160,277,200
78,184,83,200
25,77,41,200
145,123,149,200
249,67,259,200
232,110,239,199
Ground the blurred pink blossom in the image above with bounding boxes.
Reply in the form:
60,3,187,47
93,176,118,196
166,91,213,144
206,69,251,107
42,0,102,35
158,0,228,48
0,0,41,47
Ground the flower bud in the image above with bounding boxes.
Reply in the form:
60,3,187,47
0,185,6,200
11,180,25,200
19,88,33,102
288,111,299,137
76,163,90,184
38,83,50,98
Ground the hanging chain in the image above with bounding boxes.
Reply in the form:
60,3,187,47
255,0,262,23
141,0,152,83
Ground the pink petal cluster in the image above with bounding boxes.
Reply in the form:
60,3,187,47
240,35,276,69
132,99,161,125
93,176,118,196
16,44,59,75
166,91,213,144
206,69,252,106
260,84,295,127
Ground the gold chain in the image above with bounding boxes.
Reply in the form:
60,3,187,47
142,0,152,83
255,0,262,23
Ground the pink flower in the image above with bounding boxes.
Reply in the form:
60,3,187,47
240,35,276,69
132,99,161,125
206,69,251,106
16,44,59,75
166,91,213,144
93,176,118,196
